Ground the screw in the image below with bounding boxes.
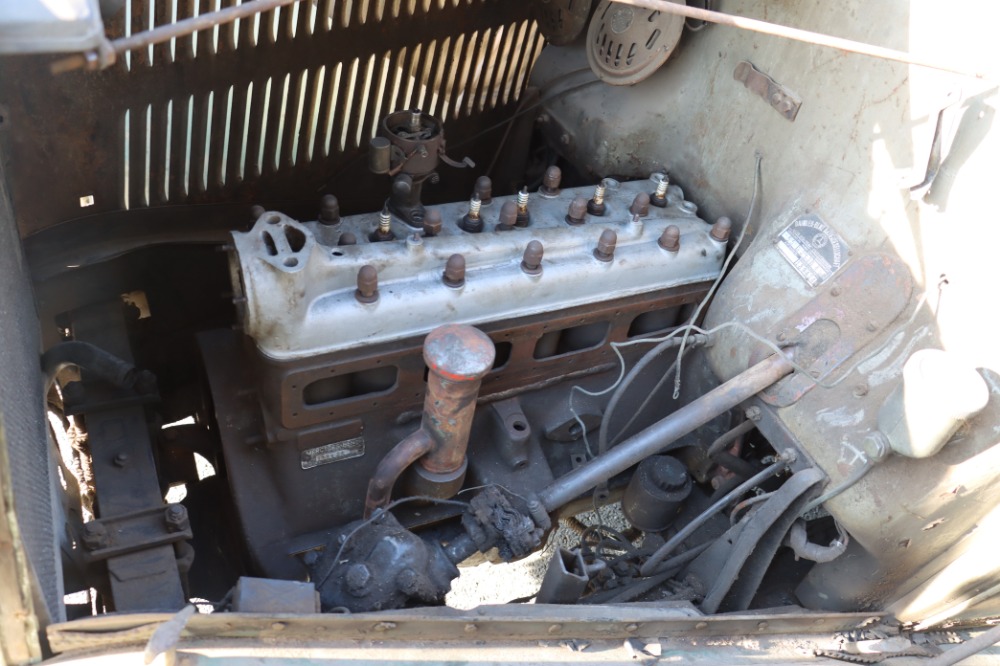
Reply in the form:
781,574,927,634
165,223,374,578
521,240,543,275
540,166,562,197
594,229,617,262
113,452,129,467
356,265,379,304
566,196,588,226
587,182,607,216
474,176,493,205
338,231,357,246
319,194,340,225
423,208,442,237
658,225,680,252
651,173,669,207
630,192,650,217
497,200,518,231
443,254,466,288
710,217,732,242
516,187,531,226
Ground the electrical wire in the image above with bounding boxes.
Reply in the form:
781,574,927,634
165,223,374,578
672,153,762,400
799,458,877,516
640,456,790,576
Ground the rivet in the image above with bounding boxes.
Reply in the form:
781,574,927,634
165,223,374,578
830,285,842,297
548,624,562,635
624,623,639,634
658,225,680,252
113,452,129,467
757,621,768,630
695,621,708,630
464,623,478,634
443,254,466,288
271,622,286,631
373,621,396,632
355,265,379,304
594,229,617,262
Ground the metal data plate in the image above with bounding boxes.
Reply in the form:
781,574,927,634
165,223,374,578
775,214,849,287
301,437,366,470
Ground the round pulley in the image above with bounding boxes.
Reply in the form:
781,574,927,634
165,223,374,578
586,0,685,86
534,0,594,46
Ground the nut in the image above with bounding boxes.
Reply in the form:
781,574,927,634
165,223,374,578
497,200,518,231
443,254,466,288
630,191,650,217
319,194,340,225
474,176,493,205
566,197,588,226
356,265,379,304
521,240,544,275
540,166,562,197
658,225,680,252
422,208,442,237
338,231,357,246
165,504,189,533
594,229,617,262
710,217,732,242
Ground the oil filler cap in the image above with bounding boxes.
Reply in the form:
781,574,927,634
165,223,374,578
586,0,685,86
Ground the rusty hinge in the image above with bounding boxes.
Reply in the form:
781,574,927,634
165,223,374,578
734,61,802,121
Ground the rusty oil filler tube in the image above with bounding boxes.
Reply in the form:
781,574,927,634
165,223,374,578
364,324,495,518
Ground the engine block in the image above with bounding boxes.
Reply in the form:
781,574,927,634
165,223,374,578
209,178,727,578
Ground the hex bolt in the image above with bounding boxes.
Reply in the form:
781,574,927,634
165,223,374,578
515,187,531,226
474,176,493,205
594,229,617,262
540,166,562,197
710,216,732,242
165,504,189,533
423,208,442,237
371,205,395,242
495,200,517,232
587,181,607,216
250,204,265,223
338,231,358,246
521,240,544,275
443,254,466,288
356,265,379,304
566,196,588,226
630,191,651,217
396,568,419,594
319,194,341,226
658,224,681,252
345,563,372,597
81,521,108,550
460,195,484,233
651,173,669,207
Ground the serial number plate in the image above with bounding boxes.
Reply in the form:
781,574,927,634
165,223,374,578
775,214,848,287
300,437,365,469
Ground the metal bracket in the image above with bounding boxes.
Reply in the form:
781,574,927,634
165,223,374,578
81,504,192,563
734,61,802,121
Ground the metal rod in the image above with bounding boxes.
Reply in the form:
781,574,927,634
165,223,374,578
537,353,794,513
611,0,992,80
52,0,304,74
706,418,756,457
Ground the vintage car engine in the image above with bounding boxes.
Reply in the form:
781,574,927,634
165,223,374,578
205,110,730,604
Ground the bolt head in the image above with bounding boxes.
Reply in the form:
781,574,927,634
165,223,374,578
346,563,372,595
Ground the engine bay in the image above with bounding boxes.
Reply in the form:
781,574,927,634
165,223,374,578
1,0,999,661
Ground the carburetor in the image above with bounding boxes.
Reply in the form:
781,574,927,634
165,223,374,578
207,168,729,579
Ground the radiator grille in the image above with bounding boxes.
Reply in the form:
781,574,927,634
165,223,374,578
0,0,543,238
